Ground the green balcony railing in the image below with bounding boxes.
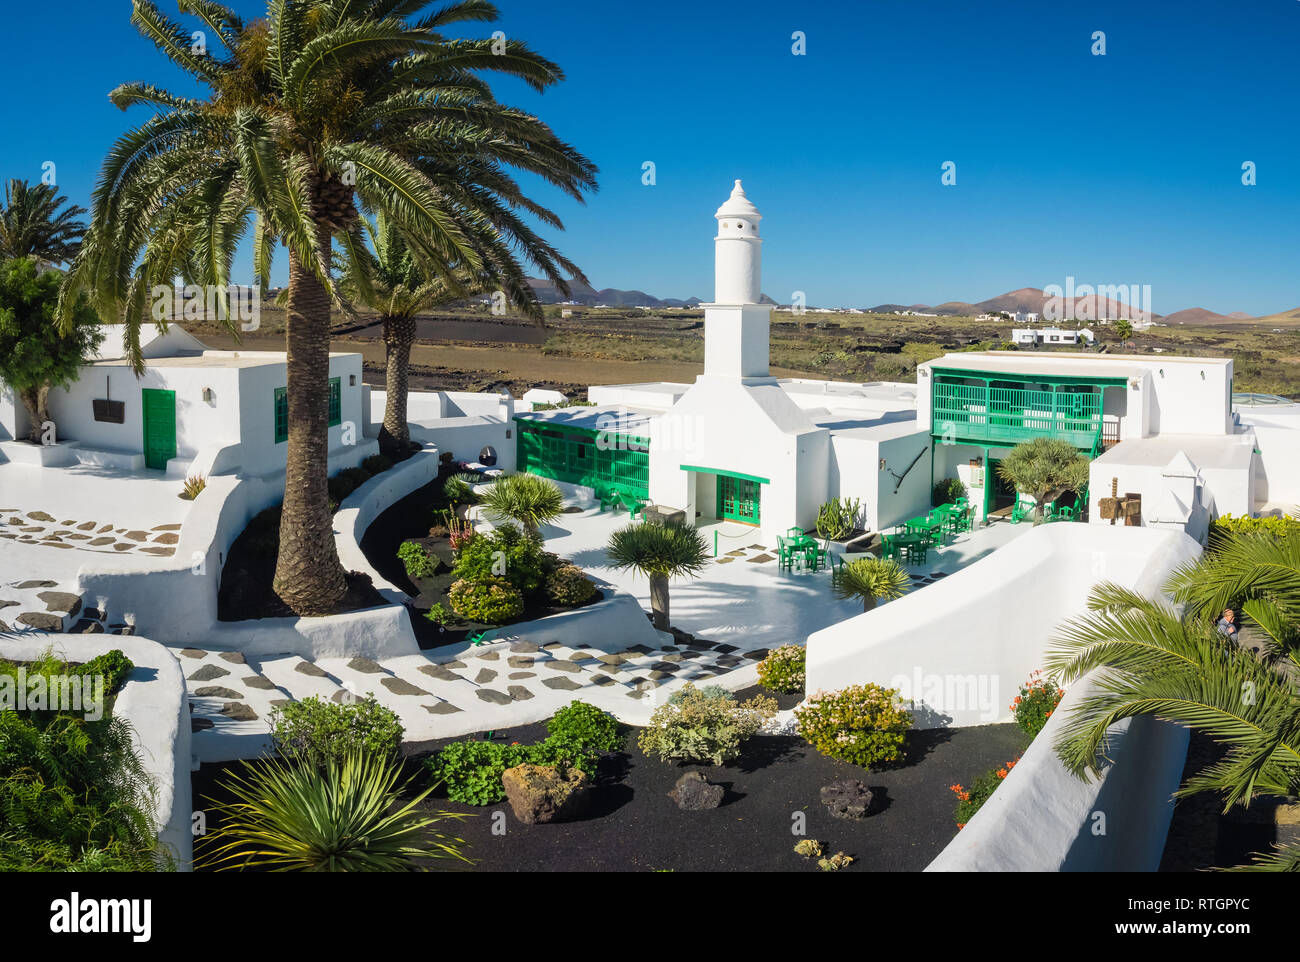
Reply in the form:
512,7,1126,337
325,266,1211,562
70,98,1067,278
932,381,1103,450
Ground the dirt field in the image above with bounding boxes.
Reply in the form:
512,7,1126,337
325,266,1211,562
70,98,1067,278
185,304,1300,400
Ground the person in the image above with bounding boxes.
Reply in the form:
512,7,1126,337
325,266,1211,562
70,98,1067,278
1217,608,1239,642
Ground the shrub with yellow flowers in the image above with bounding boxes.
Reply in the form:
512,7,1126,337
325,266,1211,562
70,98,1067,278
794,683,912,768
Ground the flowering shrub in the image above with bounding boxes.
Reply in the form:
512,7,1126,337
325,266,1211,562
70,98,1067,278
950,756,1019,828
637,683,777,766
1011,671,1064,739
794,683,912,769
757,645,805,694
545,564,597,606
448,577,524,624
1209,512,1299,543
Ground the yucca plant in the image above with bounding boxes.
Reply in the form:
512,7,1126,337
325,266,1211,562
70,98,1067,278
198,751,470,872
831,557,911,612
606,521,710,630
1047,526,1300,870
479,473,564,535
60,0,596,615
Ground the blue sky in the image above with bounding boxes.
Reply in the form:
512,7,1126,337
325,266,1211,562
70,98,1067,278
1,0,1296,314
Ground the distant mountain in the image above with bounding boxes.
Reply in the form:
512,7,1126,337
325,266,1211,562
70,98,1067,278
526,277,777,308
868,303,933,313
1162,308,1237,325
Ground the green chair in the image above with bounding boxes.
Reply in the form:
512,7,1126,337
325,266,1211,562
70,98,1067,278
805,538,830,572
1054,504,1076,522
880,535,899,561
905,540,928,565
1009,498,1033,524
829,553,845,584
777,535,802,572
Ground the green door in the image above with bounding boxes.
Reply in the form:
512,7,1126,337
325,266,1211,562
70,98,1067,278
717,474,761,525
141,388,177,470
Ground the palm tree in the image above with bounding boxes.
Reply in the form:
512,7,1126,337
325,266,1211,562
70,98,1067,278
606,521,710,630
198,750,470,871
479,472,563,536
339,206,586,458
60,0,596,615
0,179,87,264
1047,526,1300,869
996,437,1090,524
832,557,911,612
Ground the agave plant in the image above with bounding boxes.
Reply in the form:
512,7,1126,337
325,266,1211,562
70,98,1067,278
198,751,470,872
60,0,595,615
1046,526,1300,869
479,473,564,535
605,521,710,630
832,557,911,612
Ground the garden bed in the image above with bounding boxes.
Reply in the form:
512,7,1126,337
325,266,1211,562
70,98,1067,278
217,457,398,621
189,717,1026,872
395,715,1025,872
358,471,602,650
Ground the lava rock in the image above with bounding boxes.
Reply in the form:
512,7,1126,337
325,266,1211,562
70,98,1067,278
820,779,874,819
668,771,724,810
501,764,591,824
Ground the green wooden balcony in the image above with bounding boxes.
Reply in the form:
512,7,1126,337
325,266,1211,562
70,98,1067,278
932,380,1104,451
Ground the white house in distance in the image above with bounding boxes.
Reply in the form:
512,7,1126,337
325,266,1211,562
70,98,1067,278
510,180,1298,544
0,329,372,479
1011,326,1096,347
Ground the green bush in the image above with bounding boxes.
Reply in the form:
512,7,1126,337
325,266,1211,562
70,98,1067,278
424,602,453,626
1209,513,1299,546
361,454,393,475
269,695,405,766
545,564,597,606
548,701,622,753
637,682,777,766
443,471,484,504
816,496,861,540
397,540,437,579
427,728,605,805
950,757,1019,828
79,649,136,695
756,645,806,694
447,577,524,624
1011,671,1064,740
0,650,158,871
933,477,968,507
328,467,372,506
794,683,912,768
452,523,548,595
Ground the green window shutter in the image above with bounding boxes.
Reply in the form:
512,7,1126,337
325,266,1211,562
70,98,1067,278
328,377,342,426
274,386,288,444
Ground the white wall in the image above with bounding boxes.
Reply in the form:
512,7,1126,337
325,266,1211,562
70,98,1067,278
804,524,1202,727
926,669,1189,872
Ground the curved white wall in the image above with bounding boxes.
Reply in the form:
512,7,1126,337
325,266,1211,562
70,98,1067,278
926,670,1190,872
804,524,1202,727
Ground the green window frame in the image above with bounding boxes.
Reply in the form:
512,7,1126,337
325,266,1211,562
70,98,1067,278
274,386,288,444
328,377,341,427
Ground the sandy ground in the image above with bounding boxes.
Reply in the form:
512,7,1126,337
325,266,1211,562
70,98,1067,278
196,330,808,395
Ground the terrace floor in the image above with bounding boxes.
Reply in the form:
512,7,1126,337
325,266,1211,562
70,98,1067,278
535,508,1037,655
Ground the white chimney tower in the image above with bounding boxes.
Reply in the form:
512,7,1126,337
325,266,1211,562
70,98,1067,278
704,180,772,380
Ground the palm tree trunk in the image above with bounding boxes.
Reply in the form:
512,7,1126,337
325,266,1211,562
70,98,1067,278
273,223,348,615
649,573,670,631
19,383,50,443
862,595,877,614
379,313,415,459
